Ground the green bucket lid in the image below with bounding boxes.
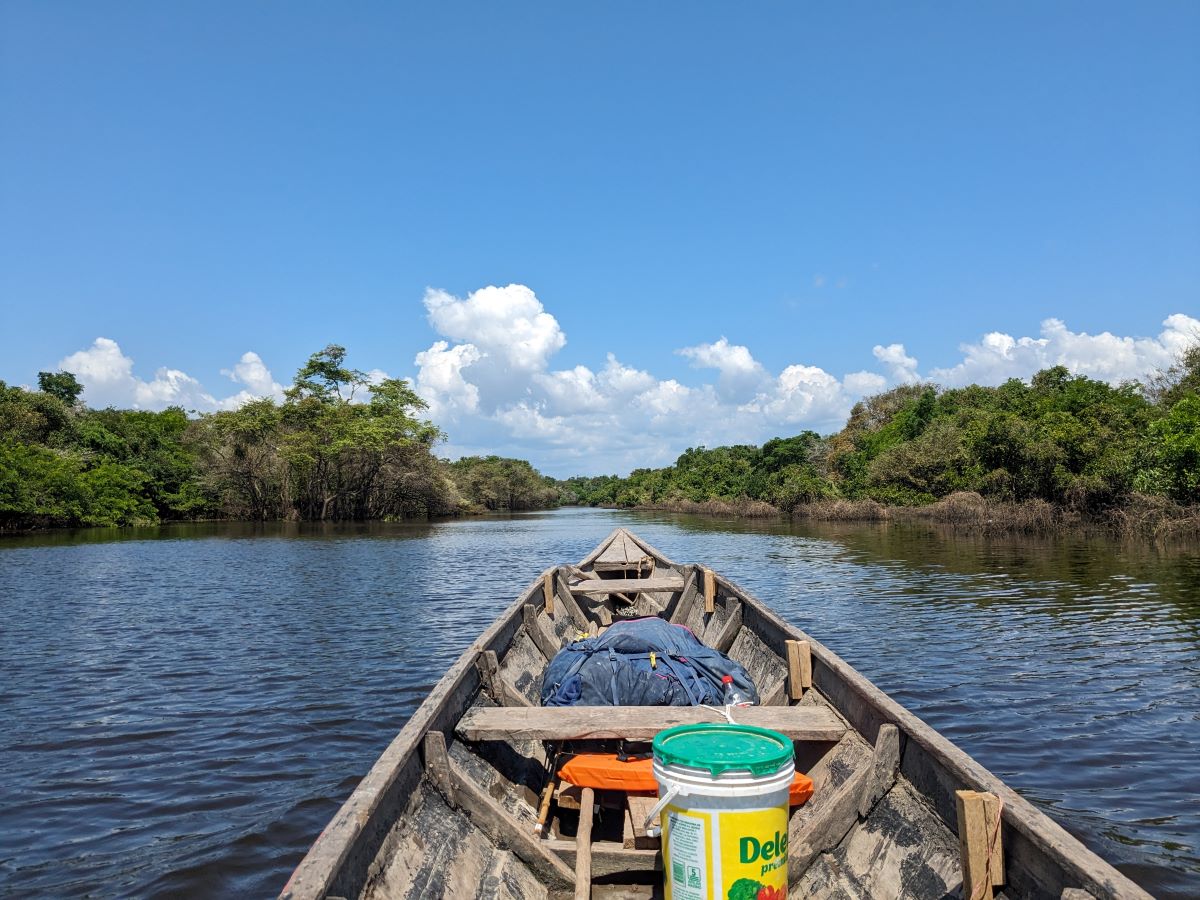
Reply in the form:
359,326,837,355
652,723,794,777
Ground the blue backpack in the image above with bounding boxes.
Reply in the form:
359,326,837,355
540,617,760,707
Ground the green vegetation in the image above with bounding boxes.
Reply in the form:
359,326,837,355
447,455,563,511
5,343,1197,533
1,376,210,527
0,345,561,530
566,354,1200,524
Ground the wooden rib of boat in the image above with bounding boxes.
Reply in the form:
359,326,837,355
280,528,1151,900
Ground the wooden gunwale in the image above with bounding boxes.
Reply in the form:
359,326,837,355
281,529,1150,900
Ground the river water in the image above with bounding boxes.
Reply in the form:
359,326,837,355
0,508,1197,898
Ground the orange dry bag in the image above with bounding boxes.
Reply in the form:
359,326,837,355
557,753,814,806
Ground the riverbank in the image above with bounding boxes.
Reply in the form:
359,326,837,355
630,491,1200,540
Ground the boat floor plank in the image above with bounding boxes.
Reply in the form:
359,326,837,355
788,732,875,882
794,779,961,900
446,760,576,888
449,729,544,822
475,850,550,900
546,841,661,878
457,705,847,742
362,787,533,900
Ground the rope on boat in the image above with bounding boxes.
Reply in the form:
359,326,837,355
700,704,738,724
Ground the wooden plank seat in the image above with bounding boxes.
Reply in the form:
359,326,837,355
568,575,685,594
456,705,847,742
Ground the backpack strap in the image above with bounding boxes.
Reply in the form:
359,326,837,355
658,654,703,706
607,649,623,705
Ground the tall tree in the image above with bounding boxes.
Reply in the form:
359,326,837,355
37,371,84,405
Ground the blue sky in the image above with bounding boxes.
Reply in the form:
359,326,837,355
2,3,1197,475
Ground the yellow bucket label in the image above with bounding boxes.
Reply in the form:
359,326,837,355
662,804,788,900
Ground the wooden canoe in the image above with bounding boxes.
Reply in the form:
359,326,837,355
280,528,1151,900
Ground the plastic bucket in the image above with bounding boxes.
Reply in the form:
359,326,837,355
650,723,794,900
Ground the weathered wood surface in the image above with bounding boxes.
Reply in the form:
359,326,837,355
727,626,788,707
543,571,555,614
581,528,677,575
957,789,1005,899
788,732,875,883
448,734,545,826
589,887,656,899
478,649,533,707
787,638,812,699
568,575,684,595
422,731,455,807
623,795,660,850
795,779,961,898
553,570,592,633
441,760,576,888
574,787,595,900
360,787,548,900
857,723,901,818
667,567,699,625
710,603,742,654
457,704,846,742
477,850,549,900
546,841,661,878
524,602,562,661
596,530,640,565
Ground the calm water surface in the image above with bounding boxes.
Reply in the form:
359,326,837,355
1,509,1197,898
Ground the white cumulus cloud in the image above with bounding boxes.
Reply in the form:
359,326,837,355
412,340,482,420
423,284,565,372
930,314,1200,387
216,351,286,408
872,343,921,384
57,338,282,412
411,287,1199,475
678,337,770,401
410,284,910,473
50,293,1198,479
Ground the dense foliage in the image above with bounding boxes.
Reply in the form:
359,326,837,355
447,455,563,511
566,357,1200,514
0,377,212,528
189,346,456,521
0,346,561,530
5,345,1196,531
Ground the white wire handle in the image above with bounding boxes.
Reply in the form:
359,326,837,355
642,784,682,837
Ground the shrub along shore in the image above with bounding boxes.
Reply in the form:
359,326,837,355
3,345,1198,539
621,494,1199,540
562,350,1200,541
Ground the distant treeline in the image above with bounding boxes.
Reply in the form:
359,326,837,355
0,346,563,530
562,351,1200,525
6,344,1198,533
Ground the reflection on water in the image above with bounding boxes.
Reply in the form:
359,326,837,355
0,509,1196,897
